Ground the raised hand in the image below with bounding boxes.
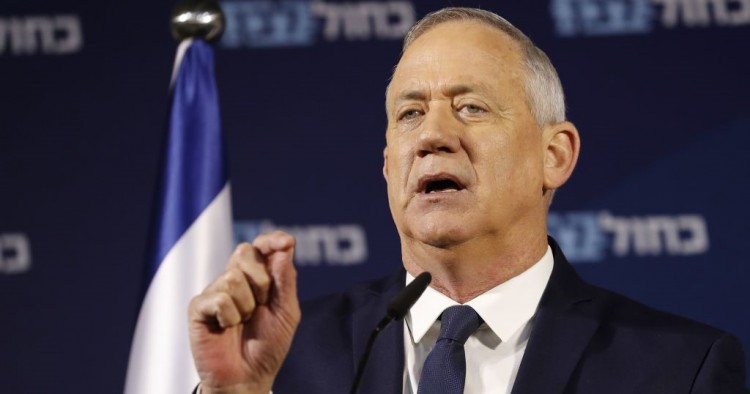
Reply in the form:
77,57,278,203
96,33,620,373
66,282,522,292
188,231,301,394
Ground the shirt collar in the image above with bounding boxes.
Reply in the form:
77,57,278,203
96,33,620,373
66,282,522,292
405,245,554,343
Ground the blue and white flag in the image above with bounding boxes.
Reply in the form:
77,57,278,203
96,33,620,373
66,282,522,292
125,39,233,394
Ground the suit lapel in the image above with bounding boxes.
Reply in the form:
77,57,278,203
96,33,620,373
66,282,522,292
351,270,405,394
511,237,600,394
347,239,599,394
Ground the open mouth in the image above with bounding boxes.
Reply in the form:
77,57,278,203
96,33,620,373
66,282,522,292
418,175,466,194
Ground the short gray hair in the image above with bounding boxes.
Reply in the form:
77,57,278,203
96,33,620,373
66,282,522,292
401,7,566,127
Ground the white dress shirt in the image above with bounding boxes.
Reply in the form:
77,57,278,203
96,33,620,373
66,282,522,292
403,246,554,394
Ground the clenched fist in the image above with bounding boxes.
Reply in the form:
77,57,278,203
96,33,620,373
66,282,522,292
188,231,301,394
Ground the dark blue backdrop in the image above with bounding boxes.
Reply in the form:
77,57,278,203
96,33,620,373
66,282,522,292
1,0,749,392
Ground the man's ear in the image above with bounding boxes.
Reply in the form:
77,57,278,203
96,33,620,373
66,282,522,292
542,121,580,191
382,146,389,181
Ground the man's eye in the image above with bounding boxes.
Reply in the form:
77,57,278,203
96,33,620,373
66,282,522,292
400,110,422,120
460,104,485,114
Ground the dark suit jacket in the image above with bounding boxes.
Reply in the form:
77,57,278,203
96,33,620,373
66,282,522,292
273,239,748,393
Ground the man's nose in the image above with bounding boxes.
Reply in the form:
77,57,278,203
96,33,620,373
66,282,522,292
416,107,461,157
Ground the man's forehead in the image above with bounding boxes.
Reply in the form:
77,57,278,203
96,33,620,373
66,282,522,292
391,23,522,79
398,20,522,66
388,44,523,106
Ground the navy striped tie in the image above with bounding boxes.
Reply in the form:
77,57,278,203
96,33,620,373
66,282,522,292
417,305,483,394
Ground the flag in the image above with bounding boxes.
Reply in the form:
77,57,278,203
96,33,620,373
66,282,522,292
124,39,233,394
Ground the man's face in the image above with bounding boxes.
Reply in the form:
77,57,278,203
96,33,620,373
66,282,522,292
384,21,547,250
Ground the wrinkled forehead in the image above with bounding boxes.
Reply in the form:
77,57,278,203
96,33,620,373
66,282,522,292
386,21,525,108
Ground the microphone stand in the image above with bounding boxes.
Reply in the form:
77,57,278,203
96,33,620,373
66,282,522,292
348,272,431,394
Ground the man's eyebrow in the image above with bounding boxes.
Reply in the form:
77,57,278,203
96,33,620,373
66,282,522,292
390,83,493,107
443,83,491,97
394,90,427,104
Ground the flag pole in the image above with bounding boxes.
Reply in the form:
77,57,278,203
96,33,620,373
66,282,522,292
125,2,231,393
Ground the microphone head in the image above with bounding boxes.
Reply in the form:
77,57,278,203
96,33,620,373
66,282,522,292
387,272,432,320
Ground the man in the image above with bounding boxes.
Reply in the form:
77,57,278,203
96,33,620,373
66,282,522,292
188,7,748,394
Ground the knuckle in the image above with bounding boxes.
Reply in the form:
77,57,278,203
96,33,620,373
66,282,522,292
251,233,269,247
214,292,233,310
216,307,240,327
273,230,295,244
253,272,271,289
233,242,255,258
221,269,244,290
213,293,239,323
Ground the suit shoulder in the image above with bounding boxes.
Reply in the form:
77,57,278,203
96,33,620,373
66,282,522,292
587,283,729,344
567,285,748,392
297,270,403,330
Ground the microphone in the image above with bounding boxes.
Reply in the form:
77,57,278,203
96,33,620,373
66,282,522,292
349,272,432,394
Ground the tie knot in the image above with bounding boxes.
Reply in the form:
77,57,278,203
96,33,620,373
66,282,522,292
438,305,483,344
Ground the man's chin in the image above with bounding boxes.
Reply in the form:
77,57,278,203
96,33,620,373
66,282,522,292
410,223,472,249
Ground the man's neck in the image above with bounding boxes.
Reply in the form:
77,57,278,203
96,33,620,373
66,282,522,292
401,232,548,304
